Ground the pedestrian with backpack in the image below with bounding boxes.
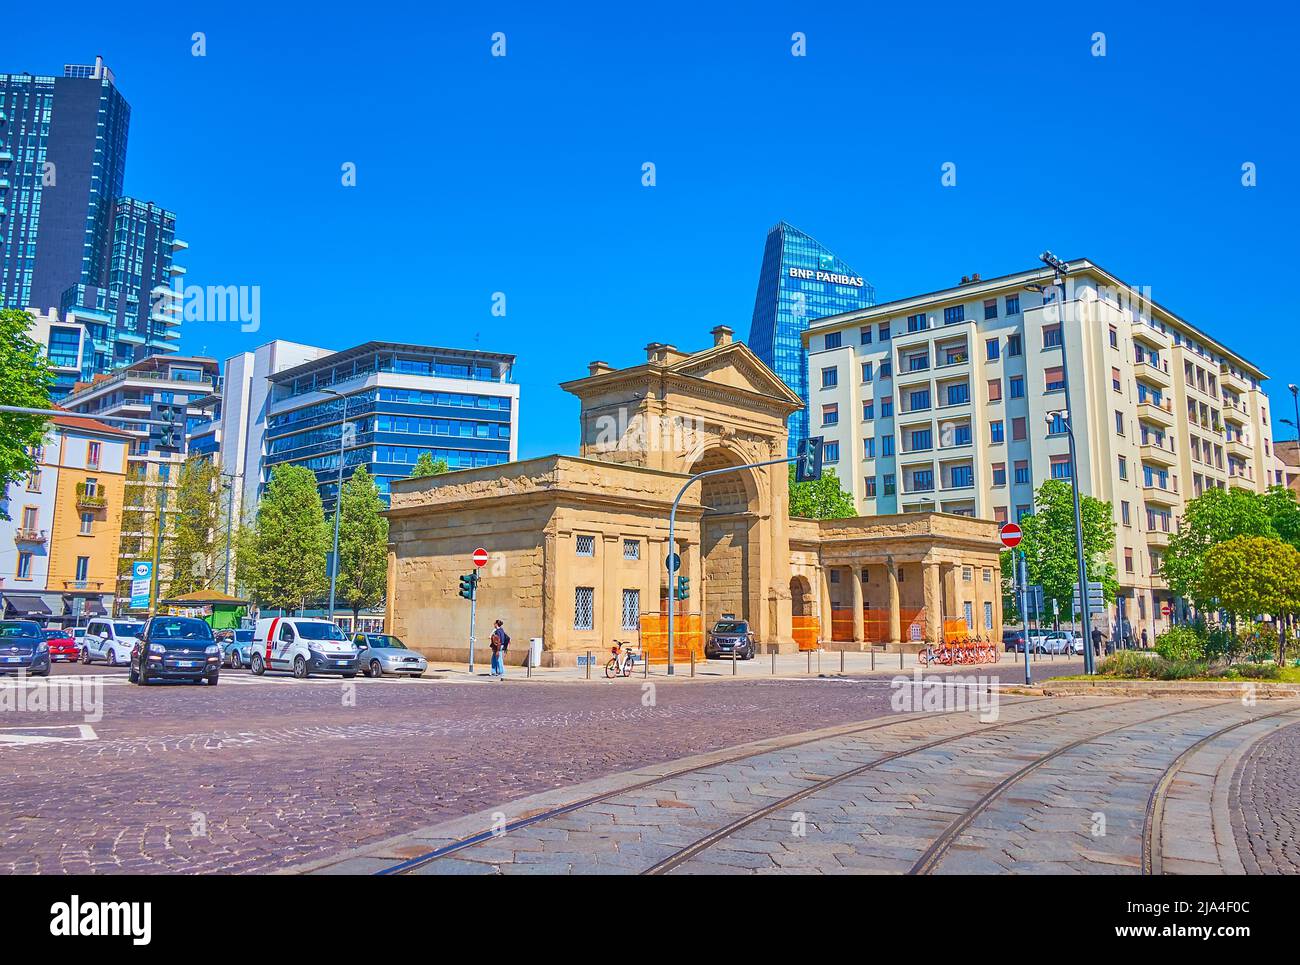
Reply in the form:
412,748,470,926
490,620,509,678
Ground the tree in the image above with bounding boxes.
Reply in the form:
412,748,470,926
787,465,856,519
1163,487,1275,609
165,457,229,596
336,466,388,620
241,465,330,612
1262,486,1300,552
408,453,449,478
1201,535,1300,663
0,308,54,519
1016,479,1118,623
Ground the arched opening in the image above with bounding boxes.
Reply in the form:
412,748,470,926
790,575,813,616
693,448,759,630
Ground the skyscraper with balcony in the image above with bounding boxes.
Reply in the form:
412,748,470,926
0,56,184,391
747,222,876,455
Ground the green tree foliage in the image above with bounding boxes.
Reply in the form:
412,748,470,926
1262,486,1300,551
408,452,449,478
336,466,388,619
787,465,857,519
1016,479,1118,622
239,465,329,612
1200,535,1300,661
0,308,54,519
165,457,230,597
1163,487,1279,608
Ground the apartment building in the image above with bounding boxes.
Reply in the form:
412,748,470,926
803,259,1277,639
0,414,130,624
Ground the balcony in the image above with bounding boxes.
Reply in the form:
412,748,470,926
76,484,107,510
1136,397,1175,427
15,528,47,544
1134,354,1172,387
62,580,106,592
1142,476,1179,506
1139,435,1177,466
1145,528,1171,548
1219,364,1250,393
1133,324,1172,351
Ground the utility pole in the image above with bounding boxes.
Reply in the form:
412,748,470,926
221,471,242,594
320,389,350,621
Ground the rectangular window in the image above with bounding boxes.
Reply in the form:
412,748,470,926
1016,505,1032,522
1112,366,1122,392
1121,501,1131,526
912,469,935,491
1109,325,1119,348
987,378,1002,402
821,366,838,389
953,424,972,446
1115,411,1124,435
576,535,595,557
881,435,895,456
984,601,994,631
861,361,873,382
880,397,893,418
907,313,927,333
80,512,93,535
1043,324,1062,348
909,389,931,410
994,506,1009,523
1050,454,1072,479
574,587,595,630
1012,417,1027,441
823,441,840,463
990,420,1004,444
963,566,973,582
1006,333,1022,356
17,552,32,579
1044,366,1065,392
984,299,998,321
623,539,640,561
878,323,891,341
943,305,965,325
1118,456,1128,480
880,361,892,378
824,331,842,350
860,326,873,345
883,474,896,496
986,338,1000,361
862,401,874,421
26,470,41,492
992,462,1007,486
863,438,876,458
910,428,932,451
822,403,839,426
87,441,101,468
946,383,970,406
1124,549,1134,574
864,476,877,498
1014,460,1030,484
21,506,38,530
621,589,640,631
1005,295,1020,315
1008,376,1024,399
950,465,974,488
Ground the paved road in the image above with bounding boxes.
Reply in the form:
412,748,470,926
1231,719,1300,874
0,660,1071,874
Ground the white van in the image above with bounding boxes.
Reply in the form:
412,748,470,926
81,618,146,667
250,617,359,679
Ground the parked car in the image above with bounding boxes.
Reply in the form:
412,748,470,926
353,633,429,678
705,620,757,660
250,617,358,679
1037,630,1085,655
80,618,145,667
217,628,255,668
1005,629,1052,654
42,628,80,662
129,616,220,686
0,621,50,676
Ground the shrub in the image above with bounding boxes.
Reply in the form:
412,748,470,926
1097,651,1165,678
1205,625,1242,663
1222,663,1280,681
1154,625,1207,662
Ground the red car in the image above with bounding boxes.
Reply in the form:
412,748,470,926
42,629,80,662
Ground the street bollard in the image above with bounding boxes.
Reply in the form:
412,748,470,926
840,650,845,674
900,650,904,669
807,651,812,674
732,652,737,675
817,650,822,674
871,649,876,671
586,651,591,680
643,652,648,678
771,652,776,675
527,657,532,679
690,650,696,677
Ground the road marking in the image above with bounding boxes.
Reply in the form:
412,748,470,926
0,724,98,745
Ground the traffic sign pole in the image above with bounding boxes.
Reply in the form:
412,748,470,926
1018,551,1031,686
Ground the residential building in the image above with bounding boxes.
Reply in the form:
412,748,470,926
804,259,1278,641
218,340,519,519
1275,440,1300,494
747,221,875,455
0,413,129,624
1,57,185,390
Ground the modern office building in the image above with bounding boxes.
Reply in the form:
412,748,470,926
57,355,221,611
0,413,130,624
804,259,1278,641
747,221,876,454
1,57,184,388
218,340,519,520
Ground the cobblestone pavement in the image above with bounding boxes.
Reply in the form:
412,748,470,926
1231,719,1300,874
295,696,1300,876
0,661,1063,874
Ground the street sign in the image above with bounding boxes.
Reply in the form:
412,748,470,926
999,522,1023,549
472,547,489,568
665,552,681,573
130,561,152,610
1161,603,1173,617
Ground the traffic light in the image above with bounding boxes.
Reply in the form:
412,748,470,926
794,436,823,483
158,405,176,449
675,575,689,601
458,571,478,601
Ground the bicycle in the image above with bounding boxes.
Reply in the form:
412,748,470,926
605,640,639,678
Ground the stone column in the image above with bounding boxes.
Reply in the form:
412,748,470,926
850,564,865,645
819,566,834,644
924,560,943,643
887,558,901,647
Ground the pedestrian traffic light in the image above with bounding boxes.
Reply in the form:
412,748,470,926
458,571,478,601
675,575,689,601
794,436,823,483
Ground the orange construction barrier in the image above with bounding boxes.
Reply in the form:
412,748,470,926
792,615,819,651
637,611,704,663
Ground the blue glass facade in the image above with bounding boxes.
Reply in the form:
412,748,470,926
747,222,875,455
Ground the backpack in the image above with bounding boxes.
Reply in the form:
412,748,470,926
500,631,510,648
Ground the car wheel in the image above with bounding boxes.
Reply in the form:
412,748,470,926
292,655,308,679
128,661,139,684
250,652,265,676
108,648,118,667
342,673,356,679
207,673,219,686
230,651,242,670
139,665,149,686
80,647,90,665
368,659,383,678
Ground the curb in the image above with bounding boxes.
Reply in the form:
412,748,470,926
1034,679,1300,699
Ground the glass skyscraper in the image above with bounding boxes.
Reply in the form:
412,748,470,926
747,221,875,455
0,57,183,393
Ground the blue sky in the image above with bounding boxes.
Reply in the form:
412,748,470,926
11,1,1299,455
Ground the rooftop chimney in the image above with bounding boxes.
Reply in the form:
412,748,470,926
587,360,613,376
711,325,734,347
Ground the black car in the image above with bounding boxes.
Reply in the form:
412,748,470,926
0,620,51,676
705,620,757,660
129,616,220,686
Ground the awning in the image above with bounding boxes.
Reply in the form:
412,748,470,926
83,599,108,616
2,594,52,617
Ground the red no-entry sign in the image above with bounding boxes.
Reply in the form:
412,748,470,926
999,522,1023,549
472,547,489,568
1162,604,1172,617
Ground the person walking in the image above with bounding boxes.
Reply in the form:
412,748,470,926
1091,627,1103,658
490,620,509,679
1141,627,1149,650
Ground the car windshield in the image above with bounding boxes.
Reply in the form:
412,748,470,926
367,635,406,650
714,622,748,634
0,622,40,638
235,630,254,642
114,623,145,637
43,629,69,639
148,618,213,642
295,622,348,642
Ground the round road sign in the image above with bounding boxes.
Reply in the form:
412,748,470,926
999,522,1023,549
472,547,489,568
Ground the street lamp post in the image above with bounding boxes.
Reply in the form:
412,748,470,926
221,472,241,594
1289,384,1299,443
320,389,349,620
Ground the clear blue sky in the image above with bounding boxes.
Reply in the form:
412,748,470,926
11,1,1299,455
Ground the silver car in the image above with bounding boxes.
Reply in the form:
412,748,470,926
353,633,429,678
